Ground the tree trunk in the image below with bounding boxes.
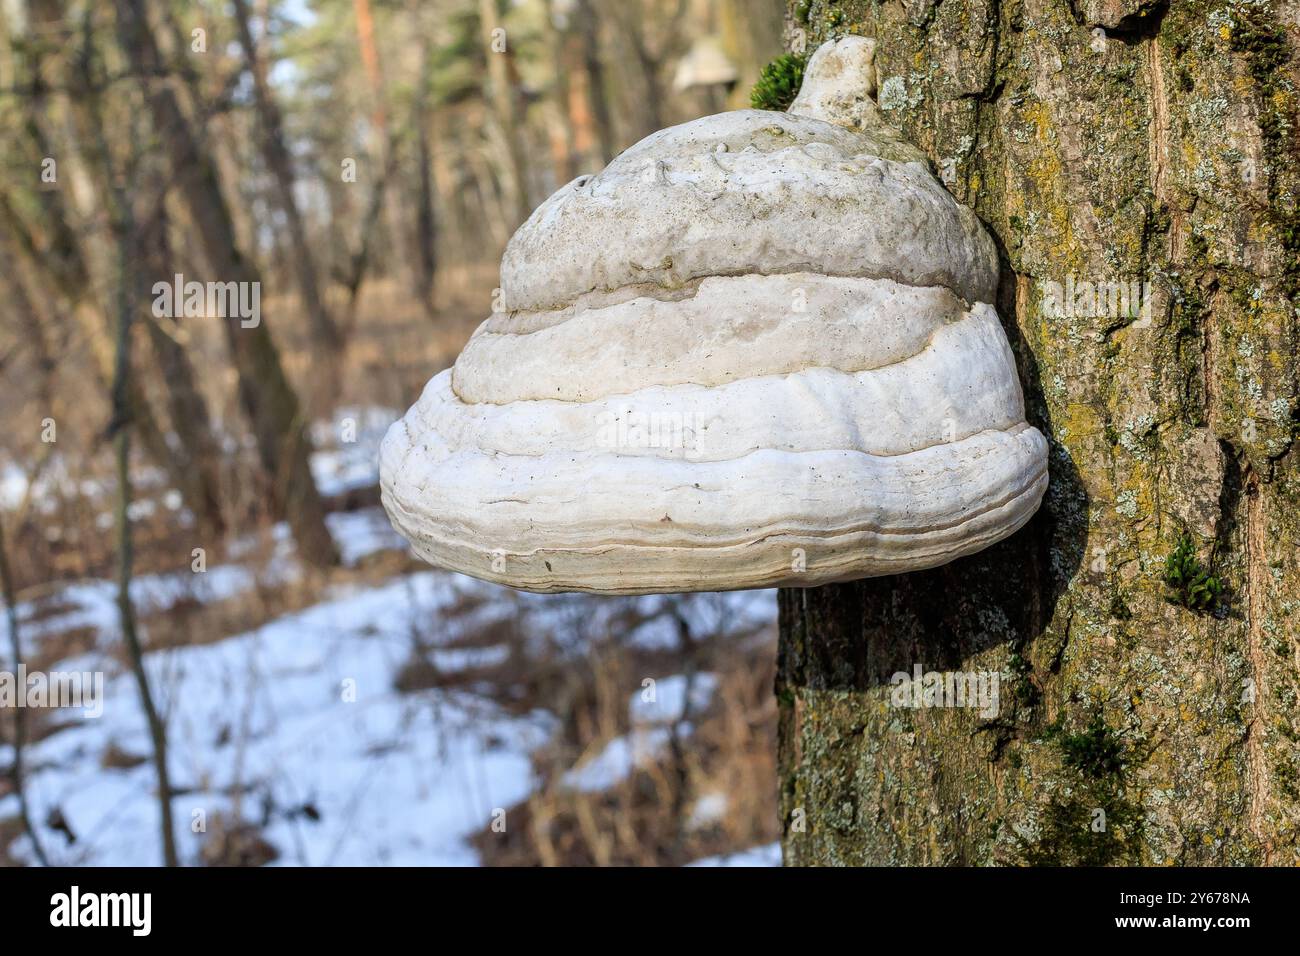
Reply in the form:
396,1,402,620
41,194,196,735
339,140,399,335
107,174,180,870
137,209,227,541
543,0,579,184
718,0,785,105
231,0,342,359
113,0,339,568
607,0,687,142
573,0,615,167
480,0,533,227
2,1,226,539
410,25,438,317
0,515,51,866
777,0,1300,866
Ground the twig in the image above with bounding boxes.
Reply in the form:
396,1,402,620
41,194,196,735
0,516,51,866
82,6,180,866
667,605,697,857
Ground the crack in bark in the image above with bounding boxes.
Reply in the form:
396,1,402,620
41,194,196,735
1147,35,1170,218
1242,469,1274,864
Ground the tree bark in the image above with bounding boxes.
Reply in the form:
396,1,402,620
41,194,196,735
778,0,1300,866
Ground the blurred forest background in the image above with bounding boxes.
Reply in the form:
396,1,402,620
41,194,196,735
0,0,786,866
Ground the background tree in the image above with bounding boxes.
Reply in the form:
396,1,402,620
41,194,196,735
777,0,1300,865
231,0,342,359
113,0,339,568
0,0,789,866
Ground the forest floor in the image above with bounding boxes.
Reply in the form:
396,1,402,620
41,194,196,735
0,272,782,866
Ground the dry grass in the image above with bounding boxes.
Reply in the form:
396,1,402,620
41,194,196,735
463,624,780,867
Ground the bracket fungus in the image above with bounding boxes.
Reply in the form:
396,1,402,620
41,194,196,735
380,36,1049,595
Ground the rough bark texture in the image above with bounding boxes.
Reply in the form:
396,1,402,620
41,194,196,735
778,0,1300,865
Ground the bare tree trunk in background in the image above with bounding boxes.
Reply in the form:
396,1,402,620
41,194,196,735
0,516,51,866
543,0,578,184
611,7,661,138
1,196,197,542
574,0,614,166
608,0,687,141
717,0,785,105
410,19,438,317
351,0,386,133
463,102,512,249
110,230,180,869
154,2,258,256
9,0,228,539
0,230,58,416
111,231,180,870
430,110,470,267
350,0,412,300
66,3,229,542
137,208,227,541
339,142,399,334
231,0,341,359
778,0,1300,866
113,0,339,568
479,0,532,227
331,0,394,328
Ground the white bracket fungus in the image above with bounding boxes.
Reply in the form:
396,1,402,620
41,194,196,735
380,36,1049,595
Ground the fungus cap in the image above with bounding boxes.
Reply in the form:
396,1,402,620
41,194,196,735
380,36,1049,594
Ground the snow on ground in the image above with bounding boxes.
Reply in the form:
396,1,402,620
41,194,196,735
309,406,399,497
561,673,719,793
2,513,777,865
325,508,406,566
5,572,555,866
13,565,262,655
0,464,29,511
12,507,408,655
686,791,729,830
685,842,782,867
4,411,778,866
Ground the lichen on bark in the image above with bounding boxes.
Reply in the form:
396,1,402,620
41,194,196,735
778,0,1300,865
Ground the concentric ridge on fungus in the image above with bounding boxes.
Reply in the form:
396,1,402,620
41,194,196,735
380,36,1050,594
